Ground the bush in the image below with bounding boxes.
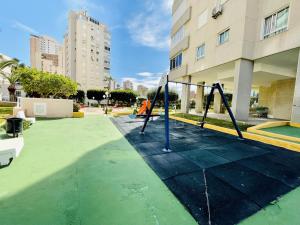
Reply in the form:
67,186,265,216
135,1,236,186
73,103,80,112
147,89,178,107
0,102,17,107
87,90,105,102
110,90,137,106
90,103,99,107
23,120,31,130
0,107,13,115
71,90,85,103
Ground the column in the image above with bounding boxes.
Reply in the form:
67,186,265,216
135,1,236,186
232,59,254,121
291,50,300,122
195,82,204,113
213,86,222,113
181,75,191,113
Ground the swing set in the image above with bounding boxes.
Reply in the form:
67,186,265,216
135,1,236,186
140,74,243,152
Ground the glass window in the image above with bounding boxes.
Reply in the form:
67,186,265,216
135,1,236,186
264,7,289,38
218,29,229,45
170,53,183,71
196,44,205,60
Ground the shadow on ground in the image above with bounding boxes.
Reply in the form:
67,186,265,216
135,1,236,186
0,117,197,225
112,116,300,225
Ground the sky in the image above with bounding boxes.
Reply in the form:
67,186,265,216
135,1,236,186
0,0,173,89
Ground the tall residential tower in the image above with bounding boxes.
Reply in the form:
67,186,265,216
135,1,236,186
30,35,65,74
64,10,111,92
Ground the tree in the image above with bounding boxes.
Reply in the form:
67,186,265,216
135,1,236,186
16,67,77,98
0,56,20,101
147,89,179,106
72,90,85,103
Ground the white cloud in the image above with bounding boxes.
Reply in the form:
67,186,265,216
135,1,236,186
12,21,39,34
137,72,163,77
127,0,172,50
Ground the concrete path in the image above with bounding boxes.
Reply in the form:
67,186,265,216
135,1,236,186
0,116,196,225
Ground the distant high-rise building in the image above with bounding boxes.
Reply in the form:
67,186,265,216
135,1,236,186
123,80,133,90
30,35,64,75
137,85,148,97
64,10,111,92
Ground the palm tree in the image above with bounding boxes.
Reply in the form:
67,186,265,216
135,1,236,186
0,56,20,102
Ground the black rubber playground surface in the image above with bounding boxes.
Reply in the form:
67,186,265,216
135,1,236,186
111,116,300,225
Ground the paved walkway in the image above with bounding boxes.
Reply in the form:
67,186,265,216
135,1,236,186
0,116,196,225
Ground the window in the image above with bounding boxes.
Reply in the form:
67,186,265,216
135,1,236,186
218,29,229,45
264,7,289,39
171,26,184,48
198,9,208,29
196,44,205,60
105,46,111,51
170,53,182,71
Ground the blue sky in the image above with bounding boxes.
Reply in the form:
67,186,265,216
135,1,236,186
0,0,172,88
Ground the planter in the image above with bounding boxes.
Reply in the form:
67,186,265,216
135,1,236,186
73,112,84,118
6,118,23,137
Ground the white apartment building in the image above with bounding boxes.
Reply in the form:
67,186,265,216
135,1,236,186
170,0,300,122
30,35,64,74
123,80,133,90
64,10,111,92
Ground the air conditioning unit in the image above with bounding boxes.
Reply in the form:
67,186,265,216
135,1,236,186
212,4,223,19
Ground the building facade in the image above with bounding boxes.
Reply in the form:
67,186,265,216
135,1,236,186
123,80,134,90
64,10,111,92
30,35,65,75
170,0,300,122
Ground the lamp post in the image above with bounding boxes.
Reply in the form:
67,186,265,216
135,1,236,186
103,75,113,115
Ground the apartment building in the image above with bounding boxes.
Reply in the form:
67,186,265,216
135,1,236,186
170,0,300,122
30,35,64,74
64,10,111,92
123,80,134,90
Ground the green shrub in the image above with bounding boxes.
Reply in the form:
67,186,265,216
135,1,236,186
23,120,31,130
73,103,80,112
110,90,137,106
90,103,99,107
0,107,13,115
0,102,17,107
87,90,105,102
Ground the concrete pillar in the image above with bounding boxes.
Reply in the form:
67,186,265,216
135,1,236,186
181,75,191,113
195,82,204,113
292,50,300,122
232,59,254,121
214,89,222,113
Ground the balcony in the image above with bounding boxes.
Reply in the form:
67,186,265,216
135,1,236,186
172,7,191,36
169,64,188,81
170,35,189,58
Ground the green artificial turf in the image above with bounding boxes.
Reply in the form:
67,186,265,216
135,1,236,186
173,113,253,131
262,126,300,139
0,116,197,225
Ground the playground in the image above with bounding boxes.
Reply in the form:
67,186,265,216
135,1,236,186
112,74,300,224
112,116,300,225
